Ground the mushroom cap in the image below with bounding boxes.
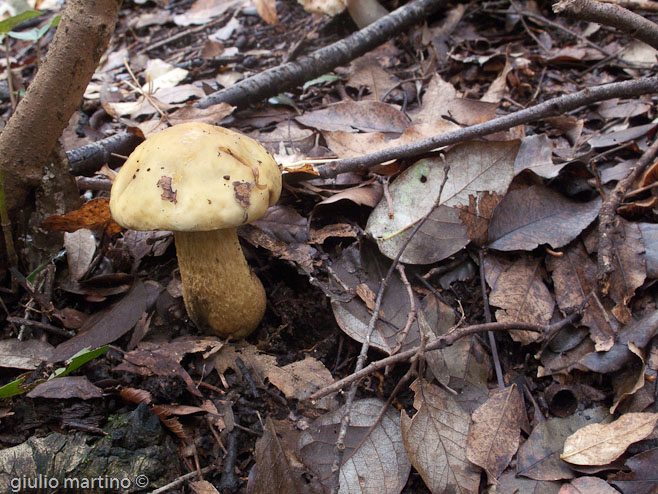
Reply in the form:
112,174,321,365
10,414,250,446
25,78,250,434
110,123,281,231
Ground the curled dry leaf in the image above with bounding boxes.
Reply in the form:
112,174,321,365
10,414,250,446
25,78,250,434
41,197,122,236
298,398,411,494
561,412,658,466
400,379,480,494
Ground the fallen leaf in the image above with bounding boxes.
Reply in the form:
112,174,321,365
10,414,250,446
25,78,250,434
488,185,601,251
48,280,162,364
0,339,54,370
299,398,411,494
252,0,278,25
267,356,337,409
517,407,611,481
561,413,658,466
296,101,410,134
547,241,617,352
41,198,122,236
64,229,96,281
247,417,310,494
367,140,519,264
400,380,481,494
487,254,555,345
26,376,102,400
467,385,524,481
610,447,658,494
558,476,619,493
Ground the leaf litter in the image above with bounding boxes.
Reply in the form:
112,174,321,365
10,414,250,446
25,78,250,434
3,0,658,493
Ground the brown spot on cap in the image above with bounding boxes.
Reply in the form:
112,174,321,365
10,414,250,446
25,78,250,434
233,181,254,208
156,176,177,204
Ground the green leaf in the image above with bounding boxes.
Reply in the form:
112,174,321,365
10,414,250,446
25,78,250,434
302,74,339,91
0,346,108,398
8,14,59,41
0,373,44,398
54,346,109,378
0,10,42,35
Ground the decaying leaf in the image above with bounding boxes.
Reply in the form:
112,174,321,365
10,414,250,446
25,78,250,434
330,242,421,354
367,140,519,264
487,254,555,345
517,408,611,481
488,185,601,251
400,380,481,494
247,417,311,494
561,413,658,466
467,385,524,481
299,398,411,494
41,198,122,236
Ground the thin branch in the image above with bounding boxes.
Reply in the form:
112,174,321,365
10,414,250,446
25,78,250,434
195,0,446,109
310,313,582,401
315,77,658,178
479,249,505,389
328,166,450,494
554,0,658,51
598,136,658,285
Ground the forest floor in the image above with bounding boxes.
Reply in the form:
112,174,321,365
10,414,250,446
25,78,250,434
1,0,658,493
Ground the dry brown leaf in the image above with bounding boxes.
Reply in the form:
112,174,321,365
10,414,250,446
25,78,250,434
466,385,524,481
547,242,617,352
561,413,658,466
0,339,54,370
26,376,103,400
247,417,310,494
189,480,220,494
296,100,410,134
41,198,122,236
400,379,480,493
266,356,337,409
487,254,554,345
488,185,601,251
252,0,278,24
558,476,619,494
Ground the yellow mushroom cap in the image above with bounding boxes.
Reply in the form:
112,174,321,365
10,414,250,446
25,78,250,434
110,123,282,231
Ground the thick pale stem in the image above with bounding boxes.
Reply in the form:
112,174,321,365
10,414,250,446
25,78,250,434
174,229,266,338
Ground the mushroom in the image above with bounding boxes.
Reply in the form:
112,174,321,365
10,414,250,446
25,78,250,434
110,122,282,338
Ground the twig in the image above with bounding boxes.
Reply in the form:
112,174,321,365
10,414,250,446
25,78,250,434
315,77,658,178
139,15,227,55
598,0,658,11
311,313,582,401
6,316,74,338
149,465,216,494
479,250,504,389
195,0,446,109
554,0,658,51
218,429,240,491
327,166,451,494
598,136,658,286
392,264,416,353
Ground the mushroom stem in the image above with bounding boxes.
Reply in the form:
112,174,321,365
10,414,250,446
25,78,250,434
174,229,266,338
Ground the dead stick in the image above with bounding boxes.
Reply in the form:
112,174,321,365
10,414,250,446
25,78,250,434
328,167,450,494
554,0,658,51
311,314,581,401
196,0,446,109
316,76,658,178
598,137,658,283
